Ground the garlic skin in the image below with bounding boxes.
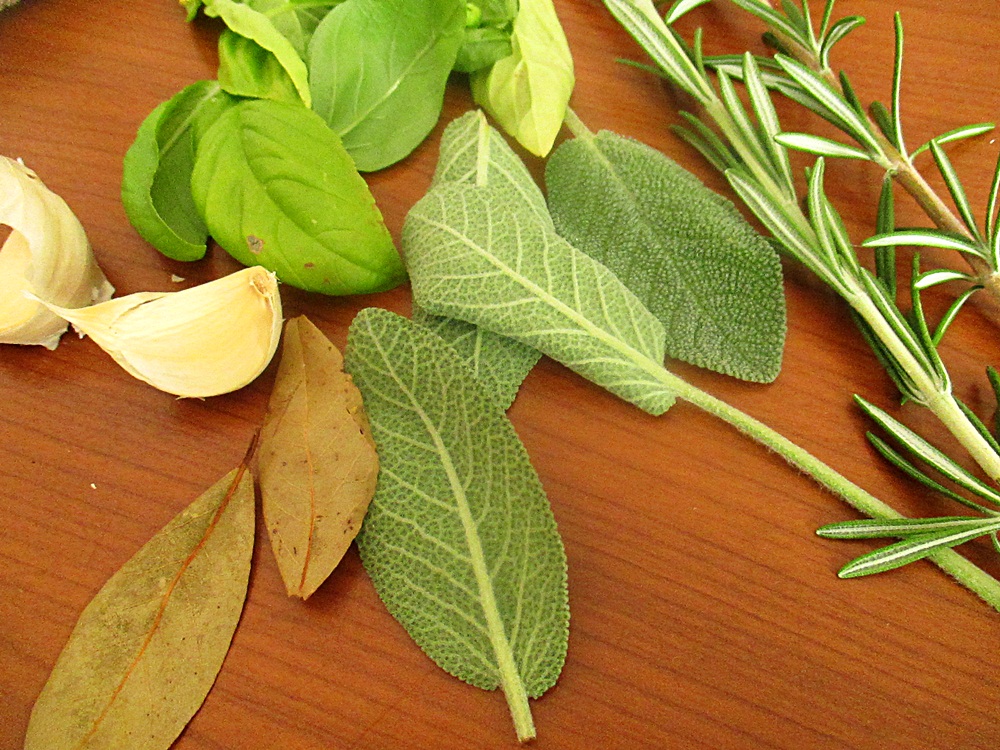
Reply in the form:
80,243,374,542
35,267,283,398
0,156,114,349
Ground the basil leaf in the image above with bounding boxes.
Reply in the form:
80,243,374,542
454,26,513,74
121,80,237,262
470,0,574,157
308,0,466,172
191,99,405,295
217,29,300,103
404,182,675,415
345,307,568,742
202,0,312,106
238,0,342,57
546,128,787,383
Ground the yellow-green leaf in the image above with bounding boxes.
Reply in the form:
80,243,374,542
470,0,574,157
258,316,379,599
25,451,256,750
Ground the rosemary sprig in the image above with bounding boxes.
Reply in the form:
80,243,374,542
712,0,1000,306
603,0,1000,599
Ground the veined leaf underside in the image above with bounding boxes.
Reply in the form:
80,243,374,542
404,183,676,415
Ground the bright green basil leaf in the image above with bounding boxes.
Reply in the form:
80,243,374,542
308,0,466,172
454,26,513,74
121,80,237,262
403,182,675,415
411,304,540,410
217,29,301,103
470,0,574,157
191,99,405,295
546,128,787,383
239,0,342,56
202,0,311,106
345,307,568,742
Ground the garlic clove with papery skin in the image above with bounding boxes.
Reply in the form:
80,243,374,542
33,267,283,398
0,156,114,349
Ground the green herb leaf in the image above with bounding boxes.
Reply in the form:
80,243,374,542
217,28,301,103
431,109,551,224
818,515,996,539
190,99,405,295
242,0,340,57
25,450,255,749
546,125,786,383
344,307,568,742
404,180,675,415
863,229,988,260
411,304,540,410
455,26,514,73
774,132,872,161
834,520,1000,578
471,0,574,157
664,0,711,24
911,123,995,159
202,0,312,106
308,0,465,172
121,81,236,262
258,317,379,599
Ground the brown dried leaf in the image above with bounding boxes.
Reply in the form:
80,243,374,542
25,444,256,750
259,316,379,599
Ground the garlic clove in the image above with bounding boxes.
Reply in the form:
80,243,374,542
35,267,283,398
0,156,114,349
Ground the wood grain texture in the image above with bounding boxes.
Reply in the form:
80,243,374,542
2,1,1000,748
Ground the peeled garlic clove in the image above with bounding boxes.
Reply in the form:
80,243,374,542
35,267,283,398
0,156,114,349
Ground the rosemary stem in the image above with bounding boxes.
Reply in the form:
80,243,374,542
653,366,1000,612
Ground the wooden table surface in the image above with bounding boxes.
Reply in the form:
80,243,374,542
3,1,1000,748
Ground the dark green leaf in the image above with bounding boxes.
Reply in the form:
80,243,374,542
928,139,982,241
202,0,311,105
819,15,864,69
217,29,301,103
818,515,997,540
774,132,872,160
664,0,710,24
911,123,995,159
546,127,787,383
454,26,513,73
874,175,897,299
121,81,237,262
863,229,989,260
890,12,906,156
191,99,405,295
308,0,465,172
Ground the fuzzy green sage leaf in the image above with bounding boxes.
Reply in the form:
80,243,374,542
546,121,786,383
345,307,568,742
121,80,237,262
191,98,405,295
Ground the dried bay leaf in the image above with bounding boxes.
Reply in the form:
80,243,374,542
25,449,256,750
258,316,379,599
344,308,568,742
546,127,786,383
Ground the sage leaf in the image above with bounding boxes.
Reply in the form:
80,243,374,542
25,449,256,750
308,0,466,172
470,0,574,157
202,0,312,105
432,109,550,227
403,182,675,415
344,307,568,742
190,98,406,295
546,126,786,383
121,80,237,262
259,316,379,599
217,29,301,104
411,304,540,410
